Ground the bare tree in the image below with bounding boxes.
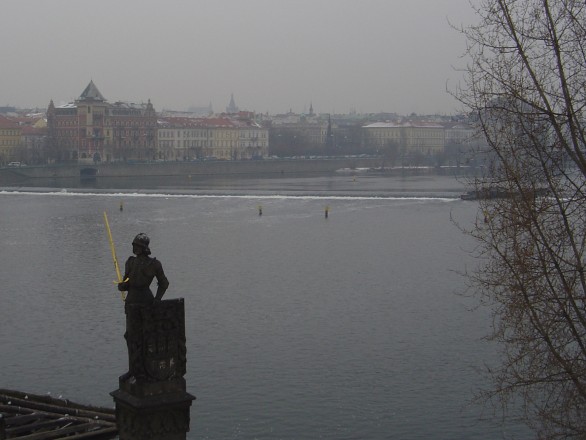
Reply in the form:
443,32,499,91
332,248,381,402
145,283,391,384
456,1,586,438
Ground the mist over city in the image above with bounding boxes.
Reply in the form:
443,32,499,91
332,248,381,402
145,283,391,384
7,1,582,439
1,0,476,115
0,0,483,168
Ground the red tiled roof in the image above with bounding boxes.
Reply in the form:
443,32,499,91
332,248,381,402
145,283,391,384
0,115,20,129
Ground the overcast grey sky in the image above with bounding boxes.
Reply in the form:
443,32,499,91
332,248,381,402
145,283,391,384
1,0,477,115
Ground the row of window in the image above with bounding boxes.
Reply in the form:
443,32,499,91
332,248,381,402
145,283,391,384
57,120,77,127
111,120,155,127
240,132,267,138
55,129,154,137
159,140,268,148
367,130,446,138
56,120,155,127
159,130,268,139
159,130,211,138
159,140,209,148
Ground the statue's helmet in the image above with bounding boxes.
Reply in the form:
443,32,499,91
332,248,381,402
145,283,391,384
132,233,151,255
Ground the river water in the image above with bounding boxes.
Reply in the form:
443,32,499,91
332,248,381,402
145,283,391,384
0,172,529,439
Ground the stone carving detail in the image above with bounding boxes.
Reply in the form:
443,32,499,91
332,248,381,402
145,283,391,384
125,299,186,383
142,301,187,381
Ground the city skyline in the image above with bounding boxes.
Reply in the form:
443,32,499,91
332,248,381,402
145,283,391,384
1,0,478,115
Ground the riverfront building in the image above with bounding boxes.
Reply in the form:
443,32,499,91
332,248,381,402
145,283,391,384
45,81,267,163
361,121,446,154
0,115,22,165
158,115,268,161
46,81,157,163
361,120,485,153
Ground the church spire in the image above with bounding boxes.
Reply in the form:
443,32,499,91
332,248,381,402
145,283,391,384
226,93,239,113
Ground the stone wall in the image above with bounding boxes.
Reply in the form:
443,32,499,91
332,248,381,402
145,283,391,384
0,157,381,181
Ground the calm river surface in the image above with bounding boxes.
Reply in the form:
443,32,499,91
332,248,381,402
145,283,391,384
0,173,529,439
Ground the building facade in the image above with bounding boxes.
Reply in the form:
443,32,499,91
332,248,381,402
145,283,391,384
362,121,446,154
21,125,48,165
46,81,157,163
0,115,22,165
236,118,269,159
158,115,268,161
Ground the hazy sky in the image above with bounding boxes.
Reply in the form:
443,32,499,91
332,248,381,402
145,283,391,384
1,0,478,115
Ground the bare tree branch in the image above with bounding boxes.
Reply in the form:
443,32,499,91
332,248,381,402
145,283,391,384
456,0,586,437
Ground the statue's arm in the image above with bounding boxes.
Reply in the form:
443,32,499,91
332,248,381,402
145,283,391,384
154,260,169,300
117,257,132,291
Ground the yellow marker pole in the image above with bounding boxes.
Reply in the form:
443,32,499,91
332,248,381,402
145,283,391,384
103,211,126,301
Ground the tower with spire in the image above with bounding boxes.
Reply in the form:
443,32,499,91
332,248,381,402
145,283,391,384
226,93,239,114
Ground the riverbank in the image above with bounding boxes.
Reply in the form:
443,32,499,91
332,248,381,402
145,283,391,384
0,157,380,182
0,158,480,190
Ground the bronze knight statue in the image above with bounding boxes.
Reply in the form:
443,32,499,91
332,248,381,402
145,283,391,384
118,233,171,382
111,233,194,440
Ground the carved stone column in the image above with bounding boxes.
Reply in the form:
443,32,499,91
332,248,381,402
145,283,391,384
111,298,195,440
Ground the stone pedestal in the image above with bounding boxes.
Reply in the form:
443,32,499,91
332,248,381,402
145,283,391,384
111,389,194,440
111,298,195,440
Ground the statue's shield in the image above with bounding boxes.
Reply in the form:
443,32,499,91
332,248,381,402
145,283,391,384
141,300,186,381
